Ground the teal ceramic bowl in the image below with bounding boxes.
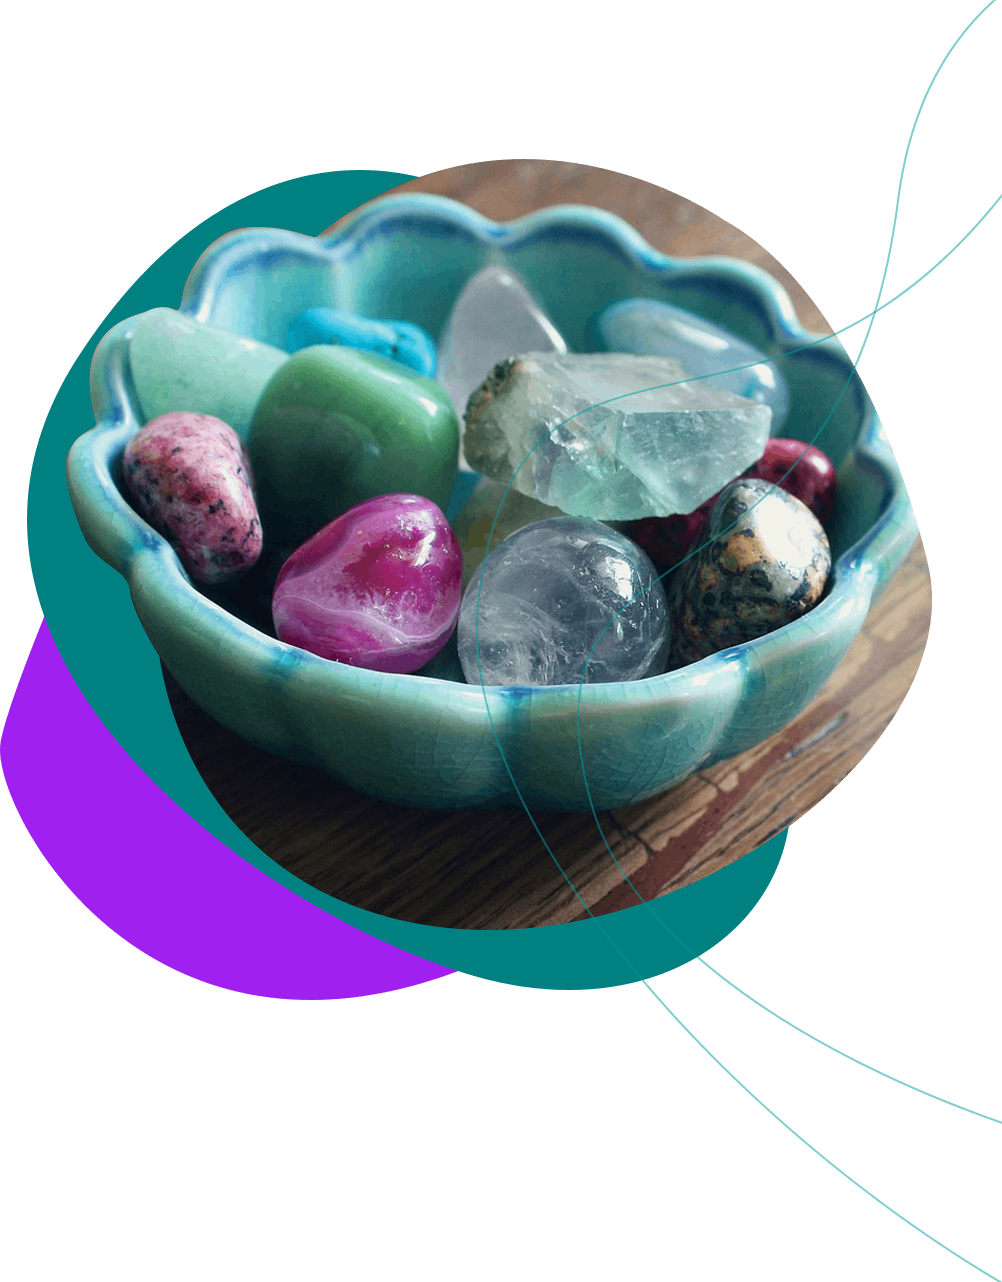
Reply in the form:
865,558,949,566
66,195,917,812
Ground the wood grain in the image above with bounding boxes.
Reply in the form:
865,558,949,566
162,159,930,931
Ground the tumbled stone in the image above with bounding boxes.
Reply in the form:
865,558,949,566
127,309,287,438
630,505,715,577
463,353,771,521
596,298,790,428
121,411,262,585
458,517,669,687
743,437,837,526
272,493,462,673
249,345,459,543
668,478,830,668
437,266,567,469
286,308,437,377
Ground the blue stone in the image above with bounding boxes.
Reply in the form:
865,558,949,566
595,298,790,428
458,517,669,687
286,307,437,376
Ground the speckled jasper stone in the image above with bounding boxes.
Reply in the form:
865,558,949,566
122,411,262,585
668,477,830,668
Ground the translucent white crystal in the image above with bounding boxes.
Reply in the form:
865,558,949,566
463,352,772,521
437,266,567,470
597,298,790,428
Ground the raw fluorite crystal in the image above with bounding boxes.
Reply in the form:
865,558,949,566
249,345,459,543
272,493,462,674
458,517,669,687
631,438,837,573
122,412,262,585
127,309,288,438
463,352,771,521
286,308,437,377
668,478,830,668
596,298,790,428
437,266,567,468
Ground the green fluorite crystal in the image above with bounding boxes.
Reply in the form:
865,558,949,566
128,309,288,439
463,352,772,521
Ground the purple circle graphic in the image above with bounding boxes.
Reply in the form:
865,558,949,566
1,623,452,999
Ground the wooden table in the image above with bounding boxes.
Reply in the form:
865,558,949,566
163,160,931,930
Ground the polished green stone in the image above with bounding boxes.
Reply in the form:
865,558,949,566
128,309,288,439
248,345,459,541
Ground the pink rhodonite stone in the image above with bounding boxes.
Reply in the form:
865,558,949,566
122,411,262,585
272,494,462,673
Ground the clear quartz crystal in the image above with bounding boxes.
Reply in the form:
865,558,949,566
458,517,669,687
437,266,567,470
463,352,772,521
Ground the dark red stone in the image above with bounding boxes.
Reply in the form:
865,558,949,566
630,438,836,574
746,438,836,527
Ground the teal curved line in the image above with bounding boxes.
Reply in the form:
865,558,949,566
474,185,1002,1082
467,0,1002,1252
573,0,1000,1121
560,0,999,1121
639,977,1001,1281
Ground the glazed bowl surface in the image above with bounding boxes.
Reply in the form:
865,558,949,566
67,195,916,811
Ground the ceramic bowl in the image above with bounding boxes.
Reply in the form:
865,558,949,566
66,195,917,812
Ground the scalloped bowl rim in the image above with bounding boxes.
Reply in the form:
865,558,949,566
70,195,915,725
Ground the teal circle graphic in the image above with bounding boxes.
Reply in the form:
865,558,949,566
28,168,786,989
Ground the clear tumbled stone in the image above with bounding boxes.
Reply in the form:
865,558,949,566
457,517,669,687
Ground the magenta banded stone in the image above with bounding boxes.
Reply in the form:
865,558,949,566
272,493,462,673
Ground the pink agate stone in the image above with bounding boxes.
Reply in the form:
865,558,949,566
272,493,462,673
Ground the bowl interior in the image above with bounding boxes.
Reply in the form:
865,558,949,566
164,203,890,665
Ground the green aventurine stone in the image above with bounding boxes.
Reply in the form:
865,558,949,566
128,309,288,439
248,345,460,542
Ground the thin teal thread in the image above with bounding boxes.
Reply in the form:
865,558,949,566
468,190,1002,1121
564,0,1000,1123
468,1,1000,1273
